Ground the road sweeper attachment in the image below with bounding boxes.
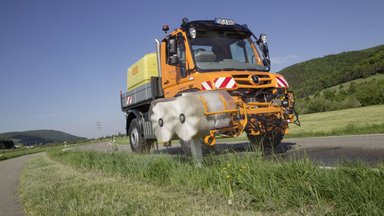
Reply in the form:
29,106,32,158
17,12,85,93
150,90,235,142
150,90,236,160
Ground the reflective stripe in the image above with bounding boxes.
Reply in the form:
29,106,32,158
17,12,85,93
214,77,226,88
126,96,133,105
276,77,289,87
214,77,237,89
201,81,213,90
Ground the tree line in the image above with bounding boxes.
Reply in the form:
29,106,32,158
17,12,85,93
296,76,384,114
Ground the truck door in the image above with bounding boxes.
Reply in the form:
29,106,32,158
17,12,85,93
176,33,187,79
163,33,189,93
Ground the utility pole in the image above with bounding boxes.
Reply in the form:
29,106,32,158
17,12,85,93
96,121,102,140
96,121,102,131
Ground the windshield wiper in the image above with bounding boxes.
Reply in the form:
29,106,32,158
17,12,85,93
247,68,259,71
247,67,269,72
222,68,236,71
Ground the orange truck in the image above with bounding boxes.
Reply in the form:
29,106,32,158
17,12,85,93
120,18,299,159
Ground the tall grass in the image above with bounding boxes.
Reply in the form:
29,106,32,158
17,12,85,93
48,150,384,215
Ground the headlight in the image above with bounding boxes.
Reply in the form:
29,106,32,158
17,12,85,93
189,27,196,39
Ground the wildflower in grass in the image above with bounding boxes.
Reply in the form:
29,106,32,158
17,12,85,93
226,175,232,180
220,162,251,205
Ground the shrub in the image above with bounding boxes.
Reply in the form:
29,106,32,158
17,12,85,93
355,85,384,106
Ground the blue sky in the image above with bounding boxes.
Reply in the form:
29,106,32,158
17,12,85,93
1,0,383,138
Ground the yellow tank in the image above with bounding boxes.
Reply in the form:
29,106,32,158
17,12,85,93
127,52,158,91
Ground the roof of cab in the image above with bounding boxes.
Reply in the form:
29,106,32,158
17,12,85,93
183,20,252,35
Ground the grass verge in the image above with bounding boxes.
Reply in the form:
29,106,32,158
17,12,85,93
19,154,256,215
0,147,47,161
0,141,96,161
20,149,383,215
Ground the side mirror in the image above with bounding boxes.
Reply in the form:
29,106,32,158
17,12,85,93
261,43,269,59
263,58,271,68
168,38,177,55
261,43,270,70
257,33,271,70
168,55,179,65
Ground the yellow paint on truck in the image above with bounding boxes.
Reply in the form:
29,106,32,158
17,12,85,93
127,52,158,91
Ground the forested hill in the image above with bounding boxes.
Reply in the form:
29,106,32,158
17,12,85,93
0,130,86,146
279,45,384,98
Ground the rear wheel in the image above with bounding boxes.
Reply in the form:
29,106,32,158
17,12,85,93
128,119,153,153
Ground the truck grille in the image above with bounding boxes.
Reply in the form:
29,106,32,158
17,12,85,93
232,74,272,88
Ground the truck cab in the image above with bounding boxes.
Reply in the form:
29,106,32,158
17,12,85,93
161,19,271,97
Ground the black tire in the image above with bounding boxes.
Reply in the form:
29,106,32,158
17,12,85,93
128,119,152,153
248,132,284,152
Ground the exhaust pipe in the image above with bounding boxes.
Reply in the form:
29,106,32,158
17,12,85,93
155,39,162,78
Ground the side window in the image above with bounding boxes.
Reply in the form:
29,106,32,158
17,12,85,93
177,33,186,77
166,36,176,64
244,40,255,63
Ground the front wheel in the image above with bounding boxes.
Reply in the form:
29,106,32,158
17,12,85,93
248,132,284,153
128,119,153,153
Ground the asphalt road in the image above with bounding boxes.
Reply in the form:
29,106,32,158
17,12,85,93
281,134,384,165
1,134,383,215
74,134,384,166
0,154,40,216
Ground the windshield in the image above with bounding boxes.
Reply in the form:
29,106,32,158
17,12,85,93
191,30,266,71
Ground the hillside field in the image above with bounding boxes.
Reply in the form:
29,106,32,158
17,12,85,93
0,130,87,146
287,104,384,137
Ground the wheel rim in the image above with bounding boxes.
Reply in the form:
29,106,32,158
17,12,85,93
130,128,139,148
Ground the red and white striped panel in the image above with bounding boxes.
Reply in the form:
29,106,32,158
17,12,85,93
201,81,213,90
214,77,237,89
275,77,289,88
126,96,133,105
